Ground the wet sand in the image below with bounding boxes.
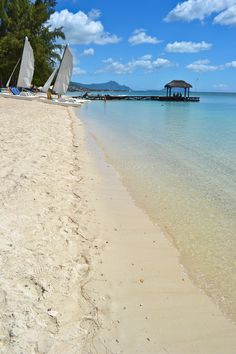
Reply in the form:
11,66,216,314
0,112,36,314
77,114,236,354
0,96,236,353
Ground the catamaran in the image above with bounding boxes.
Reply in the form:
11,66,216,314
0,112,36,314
42,44,73,95
40,45,84,107
1,37,36,100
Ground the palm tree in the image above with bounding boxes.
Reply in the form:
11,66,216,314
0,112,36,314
0,0,65,86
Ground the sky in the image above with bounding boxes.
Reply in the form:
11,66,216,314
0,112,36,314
50,0,236,91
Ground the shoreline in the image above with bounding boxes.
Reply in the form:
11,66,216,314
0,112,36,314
85,123,236,326
0,97,236,353
76,98,236,326
73,107,236,353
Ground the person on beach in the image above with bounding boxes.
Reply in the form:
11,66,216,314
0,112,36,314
47,88,52,100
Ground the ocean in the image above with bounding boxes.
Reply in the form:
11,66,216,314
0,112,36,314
76,92,236,322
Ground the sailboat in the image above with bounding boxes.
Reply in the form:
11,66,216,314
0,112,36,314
42,44,72,96
1,37,36,100
40,45,84,107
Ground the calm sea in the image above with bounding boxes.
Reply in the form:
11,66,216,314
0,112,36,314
76,92,236,322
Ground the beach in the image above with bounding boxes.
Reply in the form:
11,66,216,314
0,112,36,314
0,97,236,354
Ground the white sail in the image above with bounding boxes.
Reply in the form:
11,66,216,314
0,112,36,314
42,68,57,92
17,37,34,88
53,45,73,95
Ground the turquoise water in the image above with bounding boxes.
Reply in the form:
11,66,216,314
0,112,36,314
77,92,236,322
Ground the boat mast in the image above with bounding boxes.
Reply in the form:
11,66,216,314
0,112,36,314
6,57,21,87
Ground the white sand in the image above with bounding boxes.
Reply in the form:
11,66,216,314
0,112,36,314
0,98,95,353
0,96,236,354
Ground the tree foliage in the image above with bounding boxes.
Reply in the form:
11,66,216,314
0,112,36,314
0,0,65,86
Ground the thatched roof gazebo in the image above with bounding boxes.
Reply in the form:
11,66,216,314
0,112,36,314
165,80,192,98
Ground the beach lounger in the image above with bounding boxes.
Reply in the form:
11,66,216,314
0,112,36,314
1,87,37,101
10,87,21,95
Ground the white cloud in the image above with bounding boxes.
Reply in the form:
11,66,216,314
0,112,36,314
73,67,87,75
194,59,211,64
165,41,212,53
187,59,236,72
165,0,236,23
152,58,171,68
214,4,236,25
88,8,101,19
225,60,236,67
71,53,86,74
186,59,223,72
99,60,131,74
48,9,121,45
139,54,153,60
99,55,171,74
103,58,114,64
213,83,229,91
81,48,95,56
128,29,161,45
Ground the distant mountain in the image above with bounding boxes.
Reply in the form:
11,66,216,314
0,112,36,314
68,80,131,92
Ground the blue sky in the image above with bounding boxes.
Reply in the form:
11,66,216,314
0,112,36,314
50,0,236,91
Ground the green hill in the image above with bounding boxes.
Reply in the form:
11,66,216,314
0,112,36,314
68,80,131,92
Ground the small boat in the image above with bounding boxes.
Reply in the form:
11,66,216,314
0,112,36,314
40,45,85,107
1,37,37,100
41,98,83,107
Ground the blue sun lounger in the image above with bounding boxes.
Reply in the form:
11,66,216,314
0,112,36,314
10,87,21,95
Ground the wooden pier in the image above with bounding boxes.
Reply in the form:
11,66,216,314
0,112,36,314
72,79,201,102
76,94,200,102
